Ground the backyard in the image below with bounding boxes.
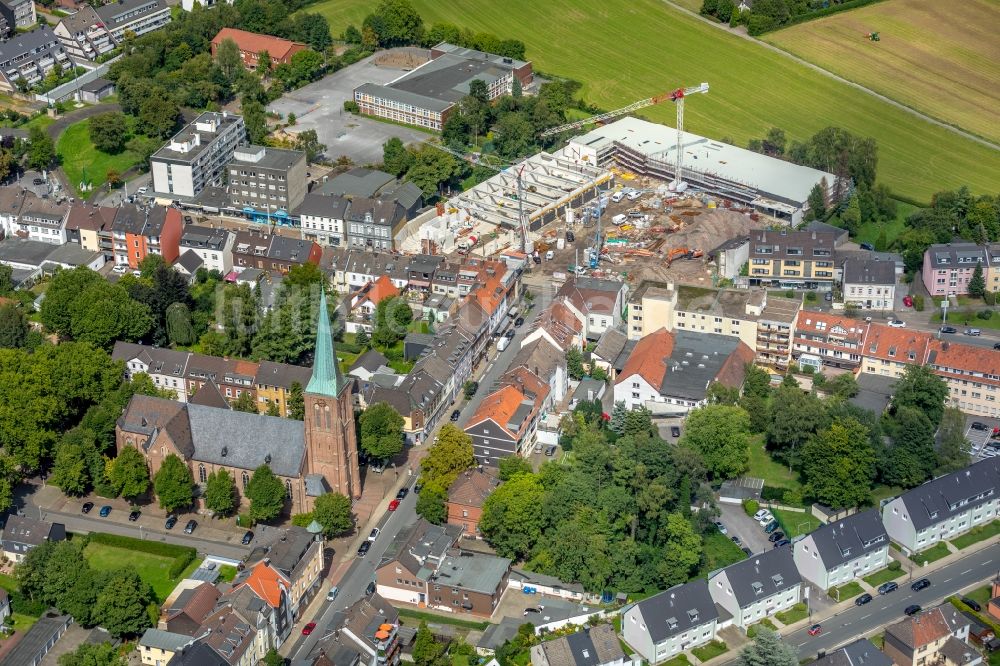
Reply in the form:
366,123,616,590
748,436,802,494
56,120,142,197
83,541,201,602
772,508,821,538
691,640,729,661
699,531,747,575
774,602,809,625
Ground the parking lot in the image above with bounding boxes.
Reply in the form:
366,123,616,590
268,49,432,164
963,415,1000,459
717,502,775,555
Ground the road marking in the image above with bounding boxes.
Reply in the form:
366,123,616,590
962,569,973,574
860,614,872,620
943,578,952,583
985,560,993,565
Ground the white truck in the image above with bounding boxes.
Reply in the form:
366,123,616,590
497,337,510,351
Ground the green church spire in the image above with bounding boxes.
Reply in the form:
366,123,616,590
306,288,342,397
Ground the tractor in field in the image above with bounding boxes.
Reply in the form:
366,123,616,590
865,31,880,41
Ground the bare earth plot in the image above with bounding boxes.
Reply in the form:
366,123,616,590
305,0,1000,203
764,0,1000,144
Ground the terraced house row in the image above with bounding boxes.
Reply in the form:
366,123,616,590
793,312,1000,417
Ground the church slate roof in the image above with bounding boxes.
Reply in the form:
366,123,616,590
307,289,344,397
187,404,305,477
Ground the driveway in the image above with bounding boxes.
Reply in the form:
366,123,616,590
268,50,432,164
718,502,772,555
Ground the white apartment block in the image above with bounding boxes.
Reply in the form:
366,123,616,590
151,112,246,199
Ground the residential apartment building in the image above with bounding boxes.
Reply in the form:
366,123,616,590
464,373,549,466
344,196,409,252
621,580,719,664
842,258,897,311
556,276,627,340
859,324,931,380
114,341,192,400
0,0,36,37
376,519,461,607
883,606,981,666
922,243,988,297
882,457,1000,555
531,625,629,666
152,112,247,199
354,43,533,131
793,509,890,590
426,549,511,617
53,5,114,60
211,27,306,69
0,515,65,563
311,594,402,666
793,312,869,371
160,582,220,635
255,360,311,417
179,225,234,274
112,204,182,269
95,0,170,42
232,229,322,276
807,639,892,666
138,628,193,666
0,26,69,93
227,145,307,214
258,526,324,618
614,328,754,413
747,228,838,290
510,337,569,404
447,467,499,537
708,548,802,629
64,203,115,259
11,189,68,244
298,193,348,247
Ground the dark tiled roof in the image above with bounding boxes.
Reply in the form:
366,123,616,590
715,547,801,606
187,404,305,477
629,580,718,642
806,508,888,569
808,638,891,666
537,625,625,666
896,457,1000,531
842,258,895,285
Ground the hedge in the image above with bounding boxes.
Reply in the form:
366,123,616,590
756,0,890,34
168,551,196,579
88,532,197,561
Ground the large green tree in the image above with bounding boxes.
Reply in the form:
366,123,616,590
420,424,474,489
359,402,404,463
362,0,424,47
109,445,150,500
153,454,194,513
93,568,155,637
935,407,971,474
892,364,948,427
657,512,702,587
479,473,545,560
801,418,876,508
246,464,286,522
204,468,237,516
768,383,828,463
88,112,129,154
969,261,986,298
885,406,937,488
383,137,413,177
312,492,353,537
27,126,55,170
414,485,447,524
680,405,751,479
737,629,798,666
0,303,28,348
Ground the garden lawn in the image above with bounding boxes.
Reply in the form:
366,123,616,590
950,520,1000,550
910,542,951,566
829,581,864,601
691,640,728,661
965,586,992,608
83,542,201,602
772,508,820,538
851,200,919,249
396,607,488,630
56,120,141,197
775,602,808,625
931,309,1000,329
863,566,904,587
699,531,747,576
747,618,777,638
764,0,1000,144
661,656,692,666
305,0,1000,202
0,571,19,591
748,435,802,493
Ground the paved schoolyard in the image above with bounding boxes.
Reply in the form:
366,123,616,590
267,50,432,165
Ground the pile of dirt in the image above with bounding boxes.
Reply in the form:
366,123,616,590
374,47,430,70
662,209,765,253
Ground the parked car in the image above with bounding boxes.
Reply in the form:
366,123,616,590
112,264,128,274
764,520,780,534
904,605,922,616
365,580,376,596
534,443,543,453
860,242,875,251
962,597,982,612
758,513,775,526
855,593,873,606
670,425,681,438
741,546,753,556
545,445,557,456
99,505,112,517
368,528,380,542
388,499,400,511
128,510,141,521
972,422,989,431
994,343,1000,351
878,581,899,595
768,531,786,543
903,295,914,307
514,317,524,327
241,531,254,545
396,487,409,500
888,319,906,328
941,326,958,334
911,578,931,591
165,515,178,530
966,328,982,336
357,541,371,557
753,509,770,522
302,622,317,635
565,231,575,243
327,586,339,601
773,538,791,548
824,292,833,302
184,519,197,534
714,521,728,535
450,410,461,422
807,624,823,636
32,178,44,186
82,502,94,514
731,535,742,546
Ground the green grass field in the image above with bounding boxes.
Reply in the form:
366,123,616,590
83,542,201,602
852,200,919,248
829,581,864,600
950,520,1000,550
699,531,747,575
765,0,1000,144
909,542,951,565
774,602,808,625
772,508,820,538
691,640,729,661
307,0,1000,202
748,435,803,492
863,566,903,587
56,120,141,197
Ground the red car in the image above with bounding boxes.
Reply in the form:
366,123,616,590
388,499,401,511
302,622,317,635
903,295,914,307
807,624,823,636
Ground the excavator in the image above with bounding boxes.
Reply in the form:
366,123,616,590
665,247,704,267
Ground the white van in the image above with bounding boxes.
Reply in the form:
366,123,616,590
545,250,554,260
626,189,642,201
611,213,627,225
497,337,510,351
611,191,625,203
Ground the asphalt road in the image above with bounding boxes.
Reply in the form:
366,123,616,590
724,541,1000,662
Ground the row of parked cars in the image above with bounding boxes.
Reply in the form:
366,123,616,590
81,501,257,545
752,508,791,548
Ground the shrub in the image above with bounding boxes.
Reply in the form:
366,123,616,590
343,100,359,113
888,560,902,571
985,292,997,306
9,589,47,617
88,532,196,561
978,309,992,320
785,290,794,298
168,550,195,579
913,294,925,311
743,498,760,516
805,291,817,302
783,488,804,506
761,486,789,503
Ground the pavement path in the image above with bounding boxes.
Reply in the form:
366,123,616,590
659,0,1000,152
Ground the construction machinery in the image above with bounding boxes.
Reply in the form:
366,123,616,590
667,83,709,193
665,247,704,267
866,31,880,41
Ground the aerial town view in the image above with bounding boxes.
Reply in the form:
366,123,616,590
0,0,997,664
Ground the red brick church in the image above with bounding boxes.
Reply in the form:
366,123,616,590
116,292,361,513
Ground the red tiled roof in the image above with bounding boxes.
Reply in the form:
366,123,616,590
448,467,499,508
714,341,755,387
465,385,528,438
864,323,931,364
886,607,951,649
244,562,288,608
927,338,1000,384
795,312,869,339
212,28,305,60
617,328,674,390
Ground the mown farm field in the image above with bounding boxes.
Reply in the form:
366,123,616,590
307,0,1000,203
765,0,1000,145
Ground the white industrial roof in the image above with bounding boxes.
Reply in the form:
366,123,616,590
568,116,836,205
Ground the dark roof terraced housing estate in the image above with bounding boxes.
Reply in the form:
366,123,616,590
530,624,626,666
807,638,892,666
627,579,719,643
925,242,987,270
712,547,801,606
797,508,888,570
0,27,69,92
887,456,1000,532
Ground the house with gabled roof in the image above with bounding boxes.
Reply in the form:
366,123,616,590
160,582,220,635
556,276,627,340
531,624,630,666
883,605,980,666
793,508,889,590
882,457,1000,554
521,298,585,353
464,378,549,466
621,580,719,663
447,467,500,537
0,515,65,563
806,638,891,666
708,547,801,629
375,519,461,607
